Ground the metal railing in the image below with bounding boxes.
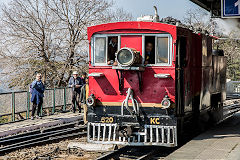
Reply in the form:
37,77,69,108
0,88,73,124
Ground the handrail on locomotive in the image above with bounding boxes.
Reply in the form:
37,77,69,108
121,88,140,117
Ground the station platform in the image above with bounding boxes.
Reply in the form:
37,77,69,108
166,112,240,160
0,112,82,138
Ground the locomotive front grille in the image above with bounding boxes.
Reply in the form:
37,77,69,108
87,122,177,147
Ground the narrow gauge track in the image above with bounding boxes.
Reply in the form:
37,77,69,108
223,100,240,119
0,121,86,155
97,146,176,160
226,95,240,100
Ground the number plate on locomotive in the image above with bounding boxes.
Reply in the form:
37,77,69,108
101,117,114,123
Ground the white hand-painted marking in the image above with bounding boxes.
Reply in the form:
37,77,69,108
235,0,240,14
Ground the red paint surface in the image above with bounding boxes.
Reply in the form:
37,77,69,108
87,22,177,40
88,22,177,64
120,35,142,55
88,68,175,103
88,21,177,104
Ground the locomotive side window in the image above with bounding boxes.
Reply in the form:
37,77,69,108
94,37,107,64
144,34,171,66
93,35,119,65
156,37,169,64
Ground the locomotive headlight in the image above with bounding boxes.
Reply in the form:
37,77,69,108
116,47,141,67
87,94,95,106
161,95,171,109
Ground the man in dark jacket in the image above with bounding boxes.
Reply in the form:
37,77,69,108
31,73,45,120
107,37,118,65
80,77,88,124
81,72,87,85
68,71,83,113
145,42,155,64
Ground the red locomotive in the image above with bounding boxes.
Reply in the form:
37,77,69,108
86,20,226,147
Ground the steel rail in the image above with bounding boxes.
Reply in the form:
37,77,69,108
223,102,240,119
0,119,86,155
0,120,82,144
1,131,87,156
0,124,85,146
97,146,130,160
0,126,87,155
136,149,160,160
97,146,167,160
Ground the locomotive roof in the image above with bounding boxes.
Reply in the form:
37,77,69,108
87,21,177,40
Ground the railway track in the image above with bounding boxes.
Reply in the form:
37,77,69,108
97,146,176,160
0,121,87,155
1,100,239,158
223,99,240,119
226,95,240,100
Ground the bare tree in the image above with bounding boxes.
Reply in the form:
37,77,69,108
0,0,60,88
183,8,218,35
48,0,133,86
0,0,132,89
48,0,112,86
108,8,133,22
215,37,240,80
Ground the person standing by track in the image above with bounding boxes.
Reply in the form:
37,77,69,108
81,72,87,85
30,73,45,120
80,73,89,124
68,71,83,113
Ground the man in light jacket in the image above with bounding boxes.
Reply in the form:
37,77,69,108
68,71,83,113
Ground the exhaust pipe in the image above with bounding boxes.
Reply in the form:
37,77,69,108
153,6,160,22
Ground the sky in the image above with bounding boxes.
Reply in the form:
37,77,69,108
1,0,203,21
113,0,201,20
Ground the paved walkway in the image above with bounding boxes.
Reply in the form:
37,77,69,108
166,112,240,160
0,112,82,138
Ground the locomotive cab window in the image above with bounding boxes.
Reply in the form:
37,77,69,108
93,35,119,65
94,37,107,64
156,37,169,64
144,34,171,66
107,36,118,65
92,34,171,66
145,36,155,64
